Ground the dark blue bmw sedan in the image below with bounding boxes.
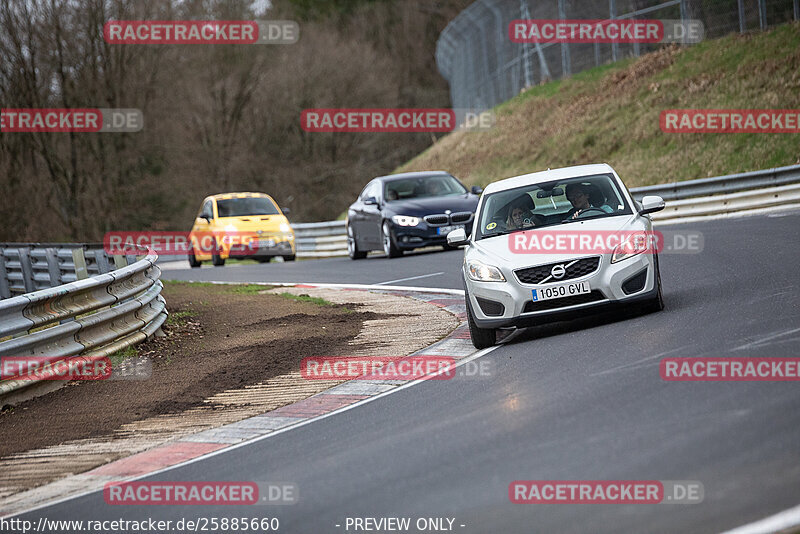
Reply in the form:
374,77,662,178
346,171,482,259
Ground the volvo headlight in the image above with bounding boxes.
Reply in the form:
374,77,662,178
391,215,420,227
611,232,650,263
466,260,506,282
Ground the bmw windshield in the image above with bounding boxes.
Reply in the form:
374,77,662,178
384,175,467,201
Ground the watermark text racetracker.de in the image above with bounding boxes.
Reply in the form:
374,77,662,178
661,358,800,381
661,109,800,133
509,19,703,43
104,230,263,256
1,109,142,133
104,481,297,505
0,355,151,381
509,480,704,504
104,20,298,45
301,356,493,381
507,229,703,255
300,108,495,132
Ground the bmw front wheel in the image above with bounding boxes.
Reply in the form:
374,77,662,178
382,221,402,258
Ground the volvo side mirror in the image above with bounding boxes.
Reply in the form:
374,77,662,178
640,195,665,215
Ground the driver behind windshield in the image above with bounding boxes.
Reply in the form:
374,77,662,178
425,180,446,196
565,183,613,220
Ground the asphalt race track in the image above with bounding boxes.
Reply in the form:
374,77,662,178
159,247,469,290
21,211,800,533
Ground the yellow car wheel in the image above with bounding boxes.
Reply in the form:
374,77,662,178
211,239,225,267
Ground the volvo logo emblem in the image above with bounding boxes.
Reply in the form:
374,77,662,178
551,264,566,279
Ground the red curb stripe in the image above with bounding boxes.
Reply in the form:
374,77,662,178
88,442,226,477
427,299,464,308
269,393,368,418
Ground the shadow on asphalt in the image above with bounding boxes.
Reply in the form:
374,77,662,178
361,246,462,260
501,305,659,346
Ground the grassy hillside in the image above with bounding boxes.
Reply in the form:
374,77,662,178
397,23,800,189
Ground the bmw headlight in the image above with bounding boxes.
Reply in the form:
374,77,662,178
391,215,420,227
466,260,506,282
611,232,651,263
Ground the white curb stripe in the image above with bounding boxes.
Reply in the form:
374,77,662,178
719,504,800,534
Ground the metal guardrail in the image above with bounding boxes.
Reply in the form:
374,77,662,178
293,164,800,257
293,222,347,259
0,245,166,399
630,163,800,201
651,182,800,224
0,243,139,299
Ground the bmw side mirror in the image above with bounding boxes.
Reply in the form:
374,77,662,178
639,195,665,215
363,196,378,206
446,228,468,247
471,185,483,195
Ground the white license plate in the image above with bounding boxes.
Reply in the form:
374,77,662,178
258,238,276,248
437,225,464,235
532,281,590,302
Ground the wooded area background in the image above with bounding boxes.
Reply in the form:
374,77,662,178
0,0,472,241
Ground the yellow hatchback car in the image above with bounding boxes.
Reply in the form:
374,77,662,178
188,192,296,267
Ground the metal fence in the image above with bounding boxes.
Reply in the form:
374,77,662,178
437,0,800,110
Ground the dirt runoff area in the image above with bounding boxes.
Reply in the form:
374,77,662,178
0,282,384,458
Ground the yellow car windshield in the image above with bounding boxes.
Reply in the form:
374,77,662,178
217,197,280,217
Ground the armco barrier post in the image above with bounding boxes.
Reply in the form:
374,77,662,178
72,248,89,280
0,250,10,299
45,248,61,287
113,254,127,270
18,247,35,293
93,248,113,274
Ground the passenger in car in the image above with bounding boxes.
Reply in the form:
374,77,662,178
505,200,541,230
426,180,446,196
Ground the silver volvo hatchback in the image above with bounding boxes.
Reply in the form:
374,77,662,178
448,164,666,349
